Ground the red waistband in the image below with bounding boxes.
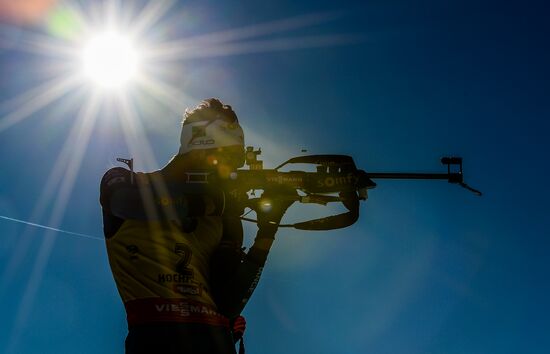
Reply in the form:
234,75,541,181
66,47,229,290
125,298,230,327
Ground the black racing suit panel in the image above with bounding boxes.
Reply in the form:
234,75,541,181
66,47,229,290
124,322,236,354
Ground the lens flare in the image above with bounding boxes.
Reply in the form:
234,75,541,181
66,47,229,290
260,200,273,213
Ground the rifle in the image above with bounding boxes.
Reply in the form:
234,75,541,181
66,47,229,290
220,147,481,231
118,147,481,231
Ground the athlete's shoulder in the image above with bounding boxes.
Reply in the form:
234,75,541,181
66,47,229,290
100,167,133,208
101,167,131,187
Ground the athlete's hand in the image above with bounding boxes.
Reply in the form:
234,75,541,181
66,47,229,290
256,188,297,230
223,189,248,217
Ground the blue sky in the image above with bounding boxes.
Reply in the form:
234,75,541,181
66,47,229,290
1,0,549,353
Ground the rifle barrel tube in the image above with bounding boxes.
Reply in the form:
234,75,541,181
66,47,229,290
367,172,456,180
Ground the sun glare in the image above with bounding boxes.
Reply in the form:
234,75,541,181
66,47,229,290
0,3,360,352
82,31,140,89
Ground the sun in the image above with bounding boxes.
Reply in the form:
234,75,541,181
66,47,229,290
81,31,141,89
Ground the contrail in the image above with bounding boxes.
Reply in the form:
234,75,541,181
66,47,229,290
0,215,102,241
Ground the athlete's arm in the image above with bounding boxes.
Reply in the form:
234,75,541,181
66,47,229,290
210,190,294,319
99,167,223,221
210,222,278,319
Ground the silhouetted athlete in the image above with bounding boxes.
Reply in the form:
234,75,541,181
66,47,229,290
100,98,293,354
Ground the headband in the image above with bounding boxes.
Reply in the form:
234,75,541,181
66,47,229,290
178,119,244,155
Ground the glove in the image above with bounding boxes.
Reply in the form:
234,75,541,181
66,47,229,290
256,188,297,231
232,316,246,341
223,189,248,217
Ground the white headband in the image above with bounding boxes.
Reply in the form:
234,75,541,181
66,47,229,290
178,119,244,155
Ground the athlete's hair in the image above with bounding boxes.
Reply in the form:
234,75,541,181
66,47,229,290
183,98,238,125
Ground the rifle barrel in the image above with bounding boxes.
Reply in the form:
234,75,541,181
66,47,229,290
367,172,457,180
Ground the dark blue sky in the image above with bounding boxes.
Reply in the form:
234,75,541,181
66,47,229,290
1,1,549,353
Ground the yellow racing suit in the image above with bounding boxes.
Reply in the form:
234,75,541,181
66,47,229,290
100,163,271,353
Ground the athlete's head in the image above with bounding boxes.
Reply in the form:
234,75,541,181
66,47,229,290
179,98,245,174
